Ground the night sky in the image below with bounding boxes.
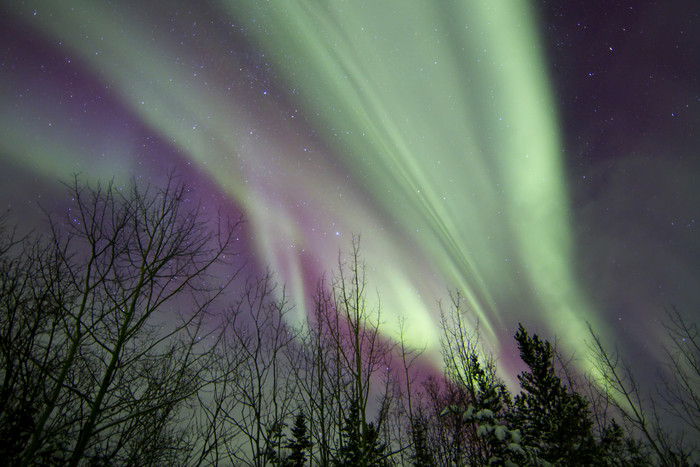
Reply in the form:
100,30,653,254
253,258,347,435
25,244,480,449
1,1,698,386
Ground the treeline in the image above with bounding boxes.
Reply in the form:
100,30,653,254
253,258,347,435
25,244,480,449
0,176,697,466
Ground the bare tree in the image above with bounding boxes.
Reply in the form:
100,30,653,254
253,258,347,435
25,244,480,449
0,214,74,463
288,277,342,465
438,292,514,466
421,375,472,466
288,237,398,466
659,307,700,439
187,316,249,467
396,318,429,465
191,272,298,467
7,175,242,466
328,236,398,466
586,323,695,466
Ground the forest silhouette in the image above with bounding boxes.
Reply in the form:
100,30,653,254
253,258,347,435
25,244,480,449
1,176,697,466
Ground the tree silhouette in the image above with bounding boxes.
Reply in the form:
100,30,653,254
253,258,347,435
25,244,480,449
290,237,397,465
1,175,241,466
588,317,698,466
284,410,312,467
1,176,697,465
509,324,598,465
335,400,387,466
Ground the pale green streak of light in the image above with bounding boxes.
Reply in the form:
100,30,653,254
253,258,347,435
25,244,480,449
4,0,314,322
5,1,608,370
221,0,502,341
221,0,604,364
0,77,132,183
472,1,604,357
4,1,445,347
7,1,252,200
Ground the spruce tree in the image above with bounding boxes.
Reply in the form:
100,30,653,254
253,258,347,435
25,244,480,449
508,324,598,465
440,355,525,465
409,413,434,466
285,411,312,467
335,401,386,466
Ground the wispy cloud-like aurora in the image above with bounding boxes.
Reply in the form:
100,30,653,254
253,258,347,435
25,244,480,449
1,1,606,378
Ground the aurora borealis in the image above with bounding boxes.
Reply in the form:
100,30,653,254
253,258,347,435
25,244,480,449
1,0,698,385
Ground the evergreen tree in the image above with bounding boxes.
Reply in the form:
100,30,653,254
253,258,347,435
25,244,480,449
285,411,312,467
508,324,598,465
409,412,434,466
335,401,387,466
596,419,648,466
264,419,287,466
440,356,525,467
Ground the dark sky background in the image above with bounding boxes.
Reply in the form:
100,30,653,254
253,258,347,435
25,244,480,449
538,0,699,364
1,1,698,389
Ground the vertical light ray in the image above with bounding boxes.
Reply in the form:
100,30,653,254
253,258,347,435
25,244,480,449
217,0,605,363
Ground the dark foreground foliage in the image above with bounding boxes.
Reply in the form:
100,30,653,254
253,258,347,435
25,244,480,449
0,177,697,465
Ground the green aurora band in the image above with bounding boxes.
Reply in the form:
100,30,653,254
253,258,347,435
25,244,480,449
2,1,606,379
